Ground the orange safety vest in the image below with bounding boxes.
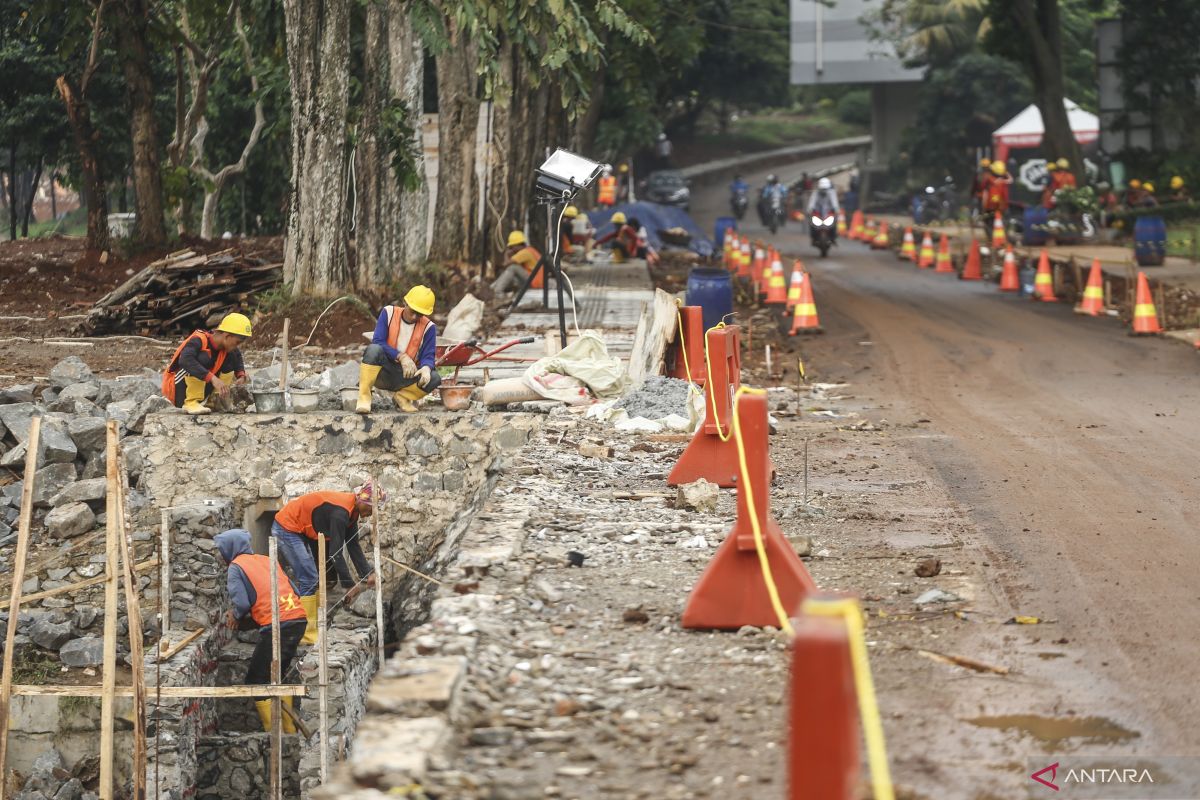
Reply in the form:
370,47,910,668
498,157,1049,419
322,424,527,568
161,330,226,403
274,491,358,541
384,308,430,359
598,176,617,205
231,554,307,626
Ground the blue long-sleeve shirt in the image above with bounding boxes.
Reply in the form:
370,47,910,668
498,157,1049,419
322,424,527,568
216,529,256,620
371,307,438,368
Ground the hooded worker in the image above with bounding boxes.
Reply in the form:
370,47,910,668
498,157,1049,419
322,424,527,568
161,313,252,415
270,482,383,644
215,529,306,733
357,286,439,414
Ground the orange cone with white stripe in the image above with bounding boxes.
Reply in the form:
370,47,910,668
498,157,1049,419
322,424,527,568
766,253,788,305
991,211,1006,249
1075,258,1105,316
1131,272,1162,334
789,271,822,334
761,247,777,296
899,226,916,260
917,232,934,268
998,245,1019,292
849,209,864,241
836,209,847,238
862,217,876,245
934,234,954,273
752,246,767,292
738,239,752,278
1033,249,1056,301
961,238,983,280
872,222,889,249
785,262,805,311
723,233,735,270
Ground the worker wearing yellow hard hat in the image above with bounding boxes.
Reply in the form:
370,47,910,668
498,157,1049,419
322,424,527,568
491,229,545,297
990,161,1006,175
1169,175,1190,202
979,158,991,168
161,312,252,415
356,285,439,414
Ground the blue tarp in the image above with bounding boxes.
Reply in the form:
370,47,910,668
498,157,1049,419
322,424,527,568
584,202,714,256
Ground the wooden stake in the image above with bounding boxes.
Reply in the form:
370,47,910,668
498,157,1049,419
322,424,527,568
373,495,385,671
155,627,205,662
1104,278,1112,309
100,421,120,800
269,537,282,800
160,509,171,638
0,415,40,800
115,456,146,800
380,555,444,586
1156,283,1166,324
0,558,158,610
317,534,329,782
279,318,290,391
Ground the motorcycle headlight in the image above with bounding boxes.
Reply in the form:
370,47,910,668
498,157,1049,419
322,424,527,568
811,215,822,226
823,215,835,226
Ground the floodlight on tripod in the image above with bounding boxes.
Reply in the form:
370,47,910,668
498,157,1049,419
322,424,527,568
535,149,608,202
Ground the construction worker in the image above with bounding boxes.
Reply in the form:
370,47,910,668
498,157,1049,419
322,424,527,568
1169,176,1191,203
161,312,252,415
215,529,306,733
1140,182,1160,207
491,230,544,296
595,211,639,262
1123,179,1144,209
569,206,595,254
597,167,617,208
617,163,632,202
356,286,439,414
1053,158,1077,190
971,158,992,214
271,482,381,644
983,161,1013,216
1041,161,1058,209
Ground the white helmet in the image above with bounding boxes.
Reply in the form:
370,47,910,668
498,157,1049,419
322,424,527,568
817,177,833,190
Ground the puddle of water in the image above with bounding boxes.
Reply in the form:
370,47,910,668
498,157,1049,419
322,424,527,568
968,714,1139,751
1036,652,1067,660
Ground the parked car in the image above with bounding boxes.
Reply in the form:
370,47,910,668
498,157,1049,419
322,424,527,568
642,170,691,210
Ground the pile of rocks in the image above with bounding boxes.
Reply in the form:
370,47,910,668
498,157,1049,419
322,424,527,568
10,749,97,800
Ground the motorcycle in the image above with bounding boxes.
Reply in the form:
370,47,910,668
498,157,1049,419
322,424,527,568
731,189,748,220
810,211,837,257
765,192,785,234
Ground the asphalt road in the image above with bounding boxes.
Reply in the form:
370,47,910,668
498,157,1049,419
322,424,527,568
693,159,1200,759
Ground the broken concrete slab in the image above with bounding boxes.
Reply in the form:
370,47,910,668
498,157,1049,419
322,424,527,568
366,657,467,718
346,716,451,791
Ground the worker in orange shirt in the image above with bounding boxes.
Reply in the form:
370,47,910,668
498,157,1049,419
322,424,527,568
491,231,544,295
595,211,641,262
597,167,617,208
1053,158,1077,191
971,158,992,215
983,161,1013,216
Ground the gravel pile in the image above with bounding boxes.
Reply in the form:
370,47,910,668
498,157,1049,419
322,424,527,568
615,375,691,420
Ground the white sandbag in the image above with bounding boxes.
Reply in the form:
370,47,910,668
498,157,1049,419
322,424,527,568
442,293,486,341
478,377,541,406
523,330,627,403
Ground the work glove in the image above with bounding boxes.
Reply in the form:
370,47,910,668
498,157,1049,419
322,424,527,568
397,353,417,378
416,366,432,388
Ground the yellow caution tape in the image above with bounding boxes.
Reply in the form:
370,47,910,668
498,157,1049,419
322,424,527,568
702,322,734,443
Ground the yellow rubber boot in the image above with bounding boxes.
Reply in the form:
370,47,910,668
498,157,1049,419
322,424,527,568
356,364,381,414
212,372,236,412
255,699,273,732
281,696,297,734
299,595,319,645
393,383,426,413
182,376,211,415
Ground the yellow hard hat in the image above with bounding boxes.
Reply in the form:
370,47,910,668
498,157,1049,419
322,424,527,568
1046,162,1057,172
216,312,252,337
564,206,578,218
1171,176,1184,189
507,230,527,248
1129,178,1141,189
619,164,629,173
611,212,627,224
979,158,991,168
990,161,1006,176
403,285,435,316
1056,158,1069,170
1143,182,1155,193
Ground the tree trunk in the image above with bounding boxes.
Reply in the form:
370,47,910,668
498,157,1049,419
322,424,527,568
114,0,167,247
49,171,57,221
1011,0,1083,182
353,3,428,288
282,0,352,295
481,43,515,275
57,76,110,254
21,159,44,237
428,20,479,263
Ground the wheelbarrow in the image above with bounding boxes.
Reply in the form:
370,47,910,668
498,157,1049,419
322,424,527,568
435,336,537,383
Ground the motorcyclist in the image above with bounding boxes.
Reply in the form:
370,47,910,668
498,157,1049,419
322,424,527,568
806,176,839,247
730,174,749,218
758,175,788,226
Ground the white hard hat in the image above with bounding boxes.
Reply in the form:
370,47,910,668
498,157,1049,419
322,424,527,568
817,177,832,190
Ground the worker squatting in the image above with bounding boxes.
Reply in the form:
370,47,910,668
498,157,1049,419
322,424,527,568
159,285,438,729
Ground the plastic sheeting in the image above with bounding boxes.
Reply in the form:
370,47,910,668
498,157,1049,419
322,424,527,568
586,202,713,255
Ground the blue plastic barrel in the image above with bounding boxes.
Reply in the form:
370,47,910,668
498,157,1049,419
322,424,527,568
1134,215,1167,266
686,268,734,332
1023,206,1049,246
714,216,736,249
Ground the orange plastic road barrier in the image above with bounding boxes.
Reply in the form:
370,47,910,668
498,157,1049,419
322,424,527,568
871,222,889,250
766,255,788,305
667,325,744,487
991,211,1006,249
785,262,805,311
836,209,847,237
917,232,934,268
1132,272,1163,334
789,271,822,335
1075,258,1105,316
789,610,860,800
899,227,915,260
849,209,864,240
960,238,983,280
934,234,954,273
999,246,1019,292
681,390,816,629
1033,249,1057,302
667,305,707,385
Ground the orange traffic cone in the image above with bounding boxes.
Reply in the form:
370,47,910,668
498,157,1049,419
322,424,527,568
835,209,847,238
738,239,752,278
1131,272,1162,334
991,211,1006,249
899,226,916,260
789,271,822,335
1075,258,1105,316
934,234,954,273
998,246,1019,292
785,262,805,311
872,222,889,249
761,247,776,295
766,255,788,305
1033,249,1056,302
849,209,864,241
752,246,767,292
917,232,934,268
961,238,983,280
723,233,735,270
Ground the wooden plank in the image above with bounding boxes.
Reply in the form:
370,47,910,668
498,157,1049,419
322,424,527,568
268,537,282,800
115,457,146,799
318,534,329,782
0,559,159,610
0,416,41,800
156,627,205,663
625,288,679,389
380,555,444,586
11,684,308,698
373,482,385,671
100,421,120,800
160,509,171,638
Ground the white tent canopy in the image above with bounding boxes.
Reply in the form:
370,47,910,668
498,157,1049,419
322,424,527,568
992,99,1099,159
